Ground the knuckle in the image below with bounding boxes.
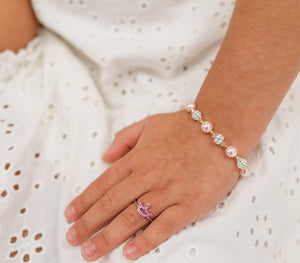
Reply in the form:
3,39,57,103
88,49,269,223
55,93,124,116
97,193,114,213
132,166,155,188
93,175,108,194
77,216,91,237
73,194,86,213
115,128,134,148
94,232,110,249
136,166,148,177
137,233,154,251
120,135,131,148
93,164,124,195
110,164,123,177
135,165,152,179
157,218,174,235
121,209,139,227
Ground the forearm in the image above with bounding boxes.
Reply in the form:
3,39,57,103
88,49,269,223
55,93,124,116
0,0,40,52
195,0,300,157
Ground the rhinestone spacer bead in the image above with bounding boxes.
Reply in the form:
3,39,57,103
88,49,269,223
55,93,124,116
236,158,248,170
213,133,224,145
191,109,202,121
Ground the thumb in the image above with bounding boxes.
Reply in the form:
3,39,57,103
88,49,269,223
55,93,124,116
102,119,145,163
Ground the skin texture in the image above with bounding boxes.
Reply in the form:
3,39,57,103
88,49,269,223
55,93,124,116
0,0,39,52
63,0,299,261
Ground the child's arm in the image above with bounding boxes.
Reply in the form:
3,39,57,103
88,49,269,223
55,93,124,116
195,0,300,157
0,0,40,53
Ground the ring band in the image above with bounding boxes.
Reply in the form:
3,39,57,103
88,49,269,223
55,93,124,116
133,199,153,222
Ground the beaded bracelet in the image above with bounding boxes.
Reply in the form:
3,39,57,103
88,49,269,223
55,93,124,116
185,102,248,176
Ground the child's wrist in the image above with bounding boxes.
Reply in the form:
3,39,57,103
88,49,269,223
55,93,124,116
195,95,259,158
185,102,249,176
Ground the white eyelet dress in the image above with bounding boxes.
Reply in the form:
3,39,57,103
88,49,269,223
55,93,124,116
0,0,300,262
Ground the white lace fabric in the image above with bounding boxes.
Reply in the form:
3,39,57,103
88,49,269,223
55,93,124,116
0,0,300,262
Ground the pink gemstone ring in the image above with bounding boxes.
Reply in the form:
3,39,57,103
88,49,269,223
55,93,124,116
133,199,153,222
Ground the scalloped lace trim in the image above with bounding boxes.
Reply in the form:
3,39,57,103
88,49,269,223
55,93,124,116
0,27,45,82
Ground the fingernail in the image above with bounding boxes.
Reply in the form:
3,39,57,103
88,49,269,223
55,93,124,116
83,241,96,258
66,228,77,244
65,205,76,220
124,243,137,258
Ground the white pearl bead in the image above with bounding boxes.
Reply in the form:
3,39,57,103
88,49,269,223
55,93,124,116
225,145,237,158
185,103,196,112
201,121,213,133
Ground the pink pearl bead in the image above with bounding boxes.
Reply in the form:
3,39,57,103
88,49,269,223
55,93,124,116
186,103,196,112
239,169,247,176
201,121,213,133
225,145,237,158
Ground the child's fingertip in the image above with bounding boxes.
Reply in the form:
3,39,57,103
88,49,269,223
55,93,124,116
101,151,111,162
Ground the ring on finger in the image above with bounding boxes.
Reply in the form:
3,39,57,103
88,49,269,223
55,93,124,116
133,199,153,222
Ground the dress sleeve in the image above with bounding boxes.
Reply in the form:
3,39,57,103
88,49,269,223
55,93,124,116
0,27,43,82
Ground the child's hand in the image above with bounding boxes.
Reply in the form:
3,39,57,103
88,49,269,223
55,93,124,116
64,109,240,261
